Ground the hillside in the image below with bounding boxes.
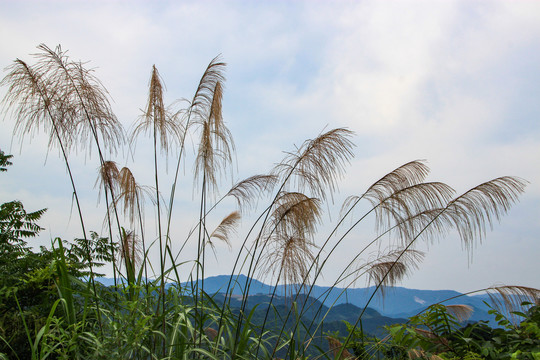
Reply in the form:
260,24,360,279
178,275,494,322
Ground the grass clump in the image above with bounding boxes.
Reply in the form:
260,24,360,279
0,45,538,360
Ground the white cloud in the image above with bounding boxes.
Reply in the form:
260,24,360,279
0,0,538,291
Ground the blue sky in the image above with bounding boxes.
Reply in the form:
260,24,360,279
0,0,539,293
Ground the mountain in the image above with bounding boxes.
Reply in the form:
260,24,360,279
209,290,407,357
190,275,493,321
97,275,494,321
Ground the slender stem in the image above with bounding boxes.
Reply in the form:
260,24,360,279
136,194,150,291
230,155,304,357
165,108,192,260
152,113,166,353
40,88,104,333
337,206,451,359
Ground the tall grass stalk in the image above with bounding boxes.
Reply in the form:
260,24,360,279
1,53,109,333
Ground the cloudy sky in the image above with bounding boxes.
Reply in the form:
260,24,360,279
0,0,538,293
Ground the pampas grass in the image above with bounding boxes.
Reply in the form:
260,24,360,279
1,44,537,360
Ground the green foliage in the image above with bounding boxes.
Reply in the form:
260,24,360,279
0,243,56,359
0,152,113,359
61,232,114,278
0,201,46,251
0,151,46,250
0,151,50,359
341,320,382,359
0,150,12,172
383,303,540,360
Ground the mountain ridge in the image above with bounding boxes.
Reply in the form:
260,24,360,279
97,274,493,321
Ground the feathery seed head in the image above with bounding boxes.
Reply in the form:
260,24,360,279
208,211,241,250
119,228,142,268
131,65,184,158
95,160,120,203
226,174,278,213
445,304,474,322
33,44,125,156
274,128,355,202
115,167,154,226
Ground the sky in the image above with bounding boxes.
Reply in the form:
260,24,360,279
0,0,539,293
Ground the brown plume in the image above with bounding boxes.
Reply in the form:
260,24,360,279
33,44,125,156
131,65,184,157
445,304,474,322
226,174,278,213
364,248,425,295
95,160,120,203
115,167,154,226
208,211,241,250
273,128,355,201
326,337,355,360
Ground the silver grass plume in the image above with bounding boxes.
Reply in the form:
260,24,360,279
365,248,425,296
408,348,445,360
118,229,142,269
485,285,540,323
273,128,355,202
33,44,125,156
326,337,355,360
115,167,154,226
261,232,317,299
259,192,322,295
186,55,233,196
188,55,226,121
1,58,73,152
95,160,120,203
443,176,527,257
131,65,184,157
208,211,241,250
265,191,322,241
225,174,278,213
194,79,235,196
340,160,432,227
444,304,474,322
404,177,528,260
373,182,455,245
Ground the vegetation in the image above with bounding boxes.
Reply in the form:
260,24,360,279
0,44,538,359
331,302,540,359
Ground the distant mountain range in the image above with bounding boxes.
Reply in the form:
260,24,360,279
183,275,493,322
98,274,495,322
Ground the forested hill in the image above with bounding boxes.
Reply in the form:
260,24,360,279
182,275,493,321
98,274,493,322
